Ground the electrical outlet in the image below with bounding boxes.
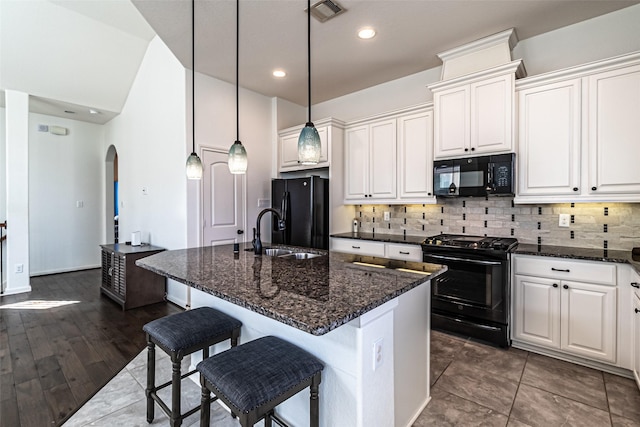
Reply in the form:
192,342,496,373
372,338,383,371
142,187,148,196
558,214,570,228
383,212,390,221
15,264,23,274
76,200,83,208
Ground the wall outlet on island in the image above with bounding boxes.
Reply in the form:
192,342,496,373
373,338,383,371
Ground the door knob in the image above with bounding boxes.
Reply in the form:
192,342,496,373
237,230,244,235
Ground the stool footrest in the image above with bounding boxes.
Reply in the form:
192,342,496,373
153,368,198,394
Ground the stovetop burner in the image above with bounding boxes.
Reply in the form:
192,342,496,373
422,233,518,252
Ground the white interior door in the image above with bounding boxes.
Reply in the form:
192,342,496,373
202,148,246,246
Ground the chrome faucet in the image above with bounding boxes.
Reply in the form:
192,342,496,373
253,208,286,255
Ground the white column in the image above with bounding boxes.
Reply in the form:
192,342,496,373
4,90,31,295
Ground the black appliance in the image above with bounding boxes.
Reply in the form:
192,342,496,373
433,153,515,197
271,177,329,250
422,233,518,347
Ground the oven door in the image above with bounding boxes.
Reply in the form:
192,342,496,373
424,252,507,323
433,157,490,197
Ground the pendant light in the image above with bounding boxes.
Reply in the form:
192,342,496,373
228,0,248,174
186,0,203,180
298,0,321,165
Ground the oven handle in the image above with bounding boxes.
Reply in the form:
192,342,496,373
424,253,503,266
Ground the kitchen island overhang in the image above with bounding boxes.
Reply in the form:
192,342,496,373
137,243,445,427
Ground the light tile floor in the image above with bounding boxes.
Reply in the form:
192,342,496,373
64,331,640,426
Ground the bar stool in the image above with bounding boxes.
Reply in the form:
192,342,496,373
143,307,242,427
197,335,324,427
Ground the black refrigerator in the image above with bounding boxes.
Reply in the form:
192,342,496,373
271,176,329,250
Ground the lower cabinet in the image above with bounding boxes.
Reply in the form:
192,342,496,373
513,255,617,364
633,292,640,388
330,237,422,262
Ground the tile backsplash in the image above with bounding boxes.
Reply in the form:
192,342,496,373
353,198,640,251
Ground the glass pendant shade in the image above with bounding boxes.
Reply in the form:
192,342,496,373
186,152,203,180
228,141,248,174
298,122,321,165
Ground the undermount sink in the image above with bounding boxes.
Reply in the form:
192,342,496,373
264,248,294,257
279,252,323,260
263,248,323,259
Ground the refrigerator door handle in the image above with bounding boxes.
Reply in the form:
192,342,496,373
281,192,289,222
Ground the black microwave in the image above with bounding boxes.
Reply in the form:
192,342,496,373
433,153,515,197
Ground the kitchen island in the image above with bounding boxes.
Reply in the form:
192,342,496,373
136,243,445,427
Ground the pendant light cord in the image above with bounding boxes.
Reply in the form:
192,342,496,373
236,0,240,142
191,0,196,153
307,0,311,124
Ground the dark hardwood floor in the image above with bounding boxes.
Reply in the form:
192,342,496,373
0,268,182,427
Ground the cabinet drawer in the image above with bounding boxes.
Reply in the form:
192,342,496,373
386,244,423,262
331,238,385,257
514,255,616,285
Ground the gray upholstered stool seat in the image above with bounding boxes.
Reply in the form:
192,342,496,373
197,335,324,427
143,307,242,427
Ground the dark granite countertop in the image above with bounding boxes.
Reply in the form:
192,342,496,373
331,232,426,245
136,242,445,336
515,244,640,274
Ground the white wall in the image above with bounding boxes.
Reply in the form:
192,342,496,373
192,71,275,244
313,4,640,123
0,106,5,288
28,113,104,275
103,36,189,306
512,4,640,77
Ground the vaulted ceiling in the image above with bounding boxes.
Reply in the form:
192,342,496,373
1,0,638,124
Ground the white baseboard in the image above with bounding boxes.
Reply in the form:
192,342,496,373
30,264,101,277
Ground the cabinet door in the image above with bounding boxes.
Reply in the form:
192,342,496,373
369,119,397,199
513,275,561,349
345,125,370,200
434,85,470,158
634,293,640,389
561,280,617,363
517,79,582,196
471,74,513,154
398,110,434,200
588,65,640,194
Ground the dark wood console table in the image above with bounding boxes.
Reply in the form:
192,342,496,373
100,244,166,310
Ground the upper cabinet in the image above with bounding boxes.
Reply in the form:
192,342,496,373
343,104,435,205
429,61,523,159
515,52,640,203
278,118,344,172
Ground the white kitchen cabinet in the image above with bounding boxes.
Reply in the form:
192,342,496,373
587,64,640,195
344,119,397,202
515,52,640,203
633,292,640,389
513,255,617,364
398,110,434,201
429,61,521,159
278,118,344,172
517,79,582,197
331,237,422,262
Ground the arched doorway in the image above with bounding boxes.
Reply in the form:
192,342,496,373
105,145,118,243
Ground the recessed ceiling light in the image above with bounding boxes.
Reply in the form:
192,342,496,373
89,109,99,114
357,27,376,39
273,70,286,78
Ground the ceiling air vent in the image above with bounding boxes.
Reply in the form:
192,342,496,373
309,0,346,22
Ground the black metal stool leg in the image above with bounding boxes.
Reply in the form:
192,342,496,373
170,356,182,427
310,373,320,427
146,339,155,423
199,378,210,427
